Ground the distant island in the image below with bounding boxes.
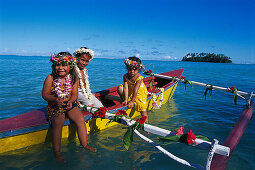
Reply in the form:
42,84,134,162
181,53,232,63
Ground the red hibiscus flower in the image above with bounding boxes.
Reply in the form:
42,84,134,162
230,86,235,91
187,129,196,144
94,107,107,118
148,69,152,73
116,110,127,116
136,116,147,124
175,126,184,135
99,107,106,113
181,76,185,80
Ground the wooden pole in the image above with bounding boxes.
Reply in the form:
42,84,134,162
152,73,255,98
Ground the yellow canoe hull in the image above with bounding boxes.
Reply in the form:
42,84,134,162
0,83,177,154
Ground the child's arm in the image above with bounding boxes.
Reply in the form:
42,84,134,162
42,75,57,103
127,79,142,109
66,79,78,109
123,81,128,105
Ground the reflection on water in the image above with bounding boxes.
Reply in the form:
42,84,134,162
1,56,255,169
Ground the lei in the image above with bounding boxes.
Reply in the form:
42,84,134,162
73,48,94,59
149,88,164,109
75,65,92,101
53,74,72,99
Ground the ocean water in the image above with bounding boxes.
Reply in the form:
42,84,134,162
0,55,255,170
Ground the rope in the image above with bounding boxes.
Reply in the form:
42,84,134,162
122,116,204,169
205,139,218,170
133,129,204,170
247,91,254,108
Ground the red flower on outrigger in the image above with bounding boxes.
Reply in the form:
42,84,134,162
136,116,147,124
94,107,107,118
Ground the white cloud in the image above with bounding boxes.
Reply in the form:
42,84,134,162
163,56,178,60
135,53,140,58
94,52,102,56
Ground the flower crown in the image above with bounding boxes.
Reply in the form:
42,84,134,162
124,58,145,70
50,54,76,66
73,47,94,59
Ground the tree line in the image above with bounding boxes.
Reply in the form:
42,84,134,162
181,53,232,63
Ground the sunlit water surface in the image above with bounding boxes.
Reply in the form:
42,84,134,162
0,56,255,170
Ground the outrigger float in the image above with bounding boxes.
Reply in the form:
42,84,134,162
0,68,254,170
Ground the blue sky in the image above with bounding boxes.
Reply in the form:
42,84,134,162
0,0,254,63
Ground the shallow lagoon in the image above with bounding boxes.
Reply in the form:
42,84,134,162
0,56,255,169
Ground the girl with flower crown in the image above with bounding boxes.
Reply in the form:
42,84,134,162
117,56,149,122
42,52,96,162
73,47,103,109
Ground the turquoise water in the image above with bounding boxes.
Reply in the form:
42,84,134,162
0,55,255,169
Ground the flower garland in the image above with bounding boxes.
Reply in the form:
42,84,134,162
148,88,164,109
73,48,94,59
53,74,72,99
50,54,76,66
75,65,92,104
143,69,153,76
124,58,145,70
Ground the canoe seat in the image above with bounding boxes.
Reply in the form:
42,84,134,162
104,95,122,102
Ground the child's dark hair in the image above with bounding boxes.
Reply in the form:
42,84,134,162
51,52,76,85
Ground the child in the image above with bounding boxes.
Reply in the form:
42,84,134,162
73,47,104,109
117,56,149,122
42,52,96,163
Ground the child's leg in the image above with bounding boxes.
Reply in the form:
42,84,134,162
67,107,96,152
117,85,124,101
51,114,66,162
141,111,148,123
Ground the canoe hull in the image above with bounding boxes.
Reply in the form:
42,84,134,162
0,69,184,154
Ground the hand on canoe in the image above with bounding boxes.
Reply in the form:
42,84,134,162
127,101,134,109
121,99,128,106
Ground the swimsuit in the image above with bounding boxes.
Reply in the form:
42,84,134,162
47,86,77,121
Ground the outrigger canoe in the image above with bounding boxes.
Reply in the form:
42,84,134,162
0,68,184,154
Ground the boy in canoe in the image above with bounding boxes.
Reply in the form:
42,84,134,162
73,47,104,109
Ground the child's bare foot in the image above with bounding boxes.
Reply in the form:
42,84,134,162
84,145,97,152
54,151,66,163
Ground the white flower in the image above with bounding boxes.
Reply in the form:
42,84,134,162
159,88,164,93
73,47,94,59
149,87,165,109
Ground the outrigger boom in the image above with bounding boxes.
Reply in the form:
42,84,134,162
106,112,230,157
152,73,255,99
83,106,230,170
